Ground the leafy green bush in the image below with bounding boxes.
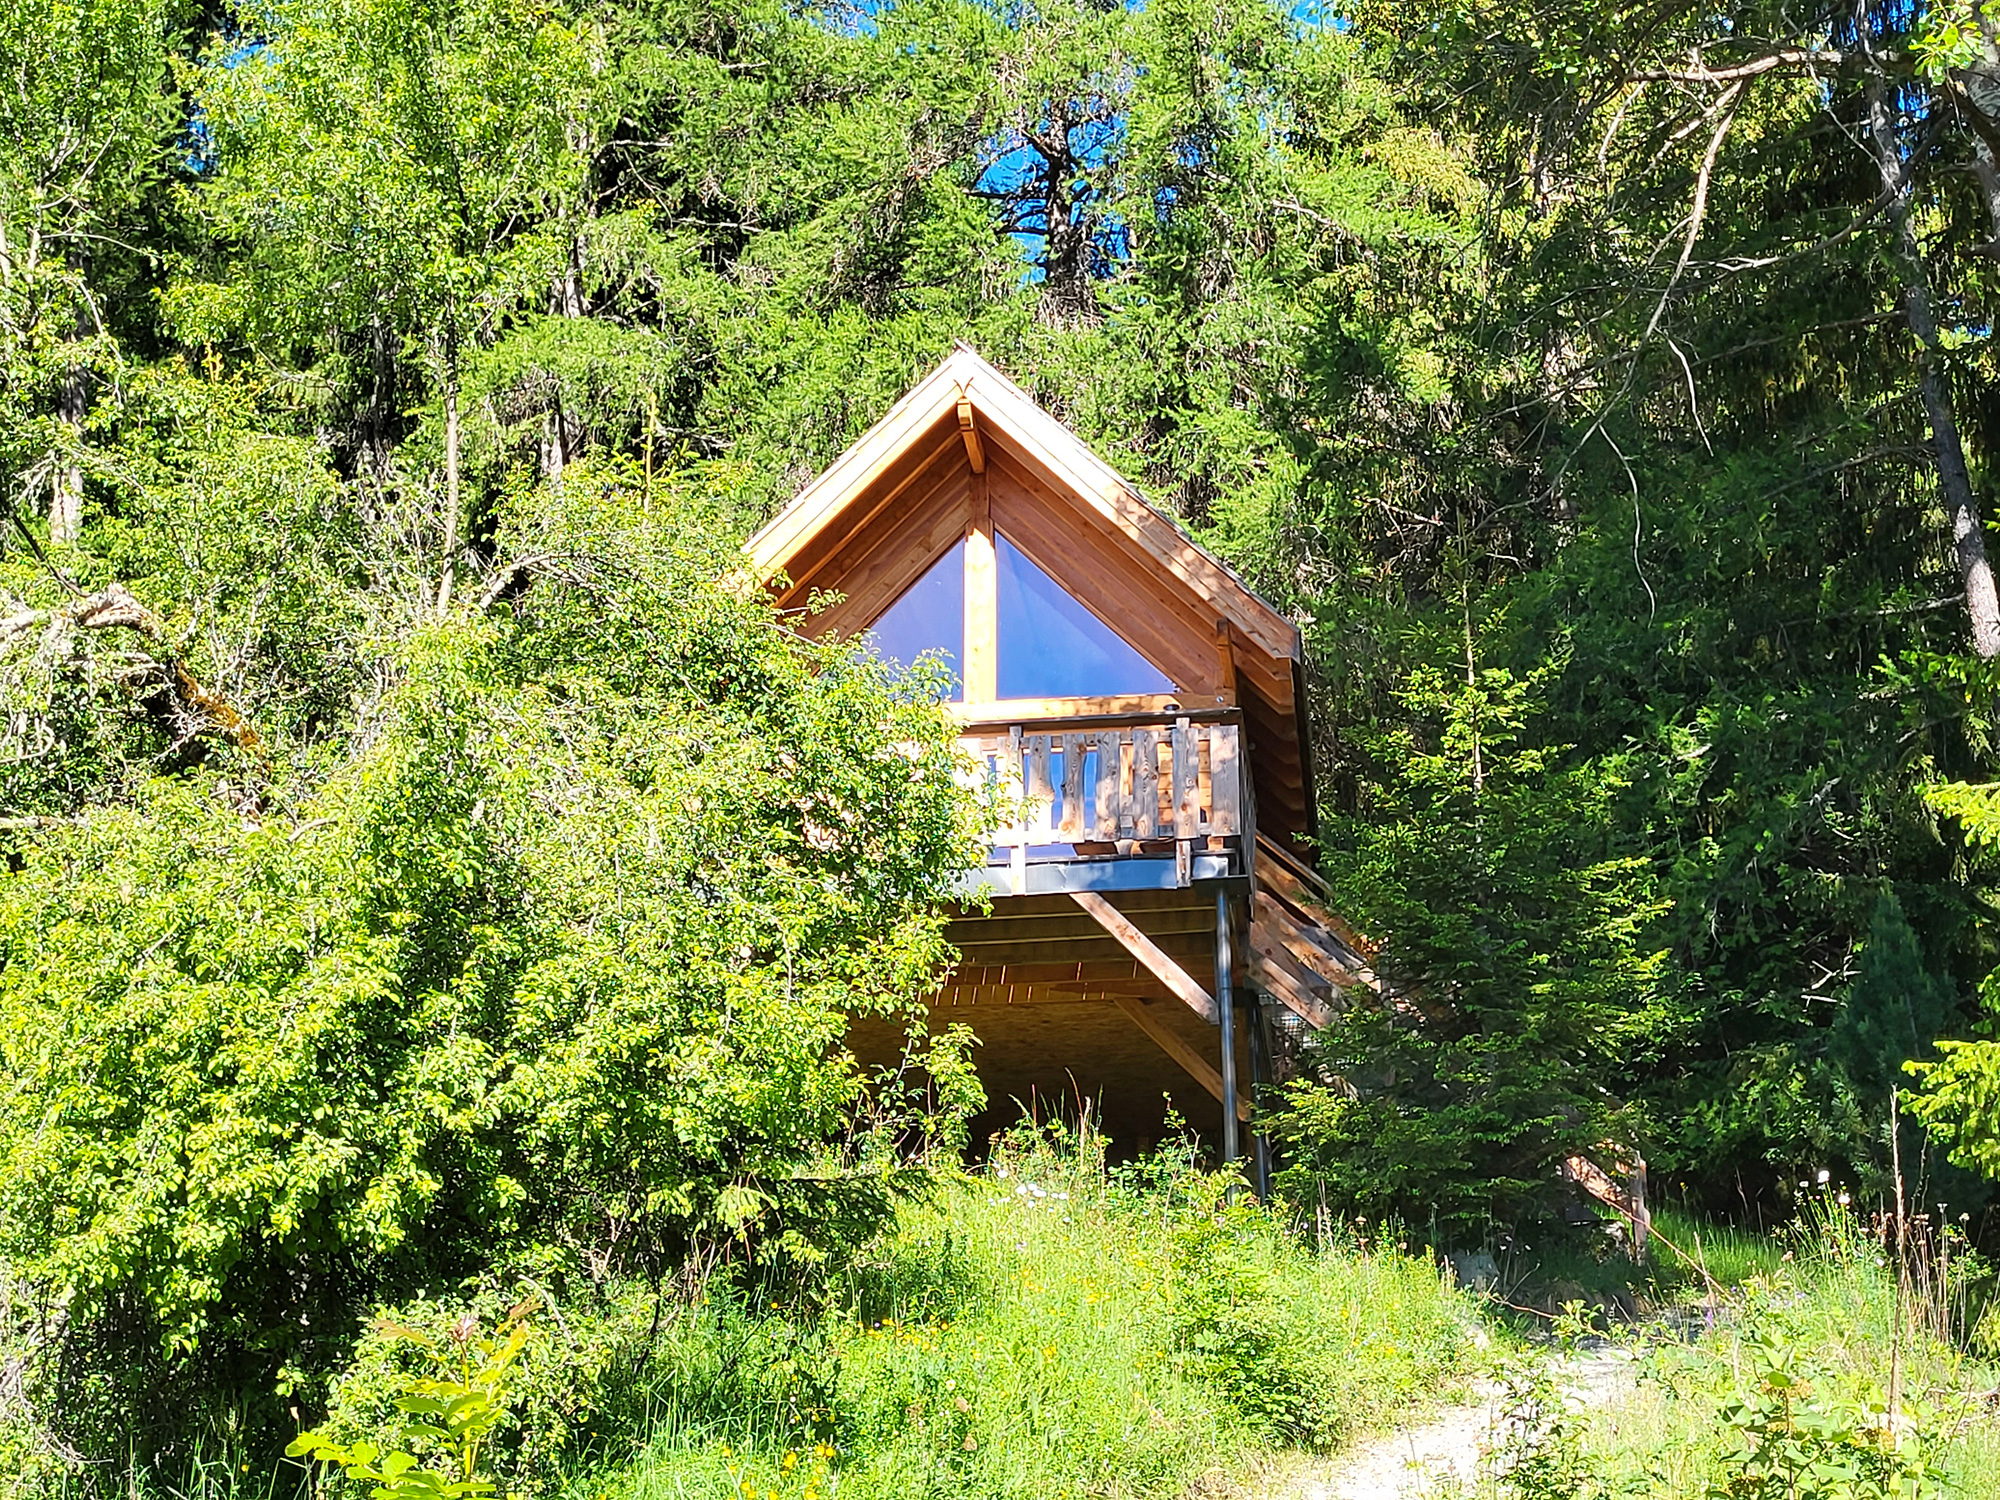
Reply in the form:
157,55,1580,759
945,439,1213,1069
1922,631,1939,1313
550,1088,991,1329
0,467,979,1474
290,1310,531,1500
1707,1324,1950,1500
1158,1181,1475,1451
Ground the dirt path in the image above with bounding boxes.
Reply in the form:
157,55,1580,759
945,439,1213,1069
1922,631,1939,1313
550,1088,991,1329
1258,1345,1639,1500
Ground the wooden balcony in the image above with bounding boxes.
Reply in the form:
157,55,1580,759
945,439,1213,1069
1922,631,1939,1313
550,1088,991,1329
952,708,1249,896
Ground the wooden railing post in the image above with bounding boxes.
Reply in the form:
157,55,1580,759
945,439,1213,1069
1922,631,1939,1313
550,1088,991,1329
1008,723,1026,894
955,711,1247,876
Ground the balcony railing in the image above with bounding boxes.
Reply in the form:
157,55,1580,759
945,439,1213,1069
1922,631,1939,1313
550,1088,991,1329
956,711,1248,892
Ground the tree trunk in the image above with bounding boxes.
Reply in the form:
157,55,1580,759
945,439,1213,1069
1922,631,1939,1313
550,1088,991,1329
49,245,87,545
435,328,462,615
367,315,397,481
1866,54,2000,657
50,363,84,546
542,240,586,484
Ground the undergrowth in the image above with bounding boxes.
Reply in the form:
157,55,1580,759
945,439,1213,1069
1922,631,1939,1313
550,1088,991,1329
7,1124,1482,1500
1472,1196,2000,1500
575,1121,1481,1500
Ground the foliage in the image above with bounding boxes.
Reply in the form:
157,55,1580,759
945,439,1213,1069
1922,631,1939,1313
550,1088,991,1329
16,0,2000,1484
555,1128,1477,1500
1828,893,1959,1122
1518,1199,1995,1500
1274,662,1669,1235
0,467,977,1468
1706,1325,1950,1500
288,1311,531,1500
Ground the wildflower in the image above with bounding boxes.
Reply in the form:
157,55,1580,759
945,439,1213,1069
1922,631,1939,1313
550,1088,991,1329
1816,1168,1831,1185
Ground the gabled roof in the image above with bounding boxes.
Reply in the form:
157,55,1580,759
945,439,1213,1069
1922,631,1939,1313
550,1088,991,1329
745,346,1316,838
747,346,1300,668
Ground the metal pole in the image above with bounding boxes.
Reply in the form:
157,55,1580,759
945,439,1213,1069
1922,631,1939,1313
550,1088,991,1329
1245,992,1273,1199
1216,885,1239,1165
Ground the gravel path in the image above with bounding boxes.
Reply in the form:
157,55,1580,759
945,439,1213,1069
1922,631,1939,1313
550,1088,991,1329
1271,1345,1639,1500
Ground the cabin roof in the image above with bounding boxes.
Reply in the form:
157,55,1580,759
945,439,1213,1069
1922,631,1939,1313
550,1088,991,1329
745,346,1317,840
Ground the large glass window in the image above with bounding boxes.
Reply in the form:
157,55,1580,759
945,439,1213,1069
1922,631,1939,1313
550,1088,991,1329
996,532,1173,699
865,538,964,700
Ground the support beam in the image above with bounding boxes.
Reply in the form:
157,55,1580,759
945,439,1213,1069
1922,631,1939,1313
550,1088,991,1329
1112,995,1250,1122
1251,931,1339,1030
1070,890,1217,1023
957,396,986,473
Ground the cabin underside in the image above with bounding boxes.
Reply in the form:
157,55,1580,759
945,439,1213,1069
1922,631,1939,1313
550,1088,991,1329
850,842,1377,1167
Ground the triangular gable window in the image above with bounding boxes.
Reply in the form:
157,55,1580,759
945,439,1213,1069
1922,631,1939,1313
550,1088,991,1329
997,533,1172,699
865,537,964,700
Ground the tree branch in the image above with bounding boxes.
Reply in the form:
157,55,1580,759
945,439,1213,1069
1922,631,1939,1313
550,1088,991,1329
1631,49,1847,84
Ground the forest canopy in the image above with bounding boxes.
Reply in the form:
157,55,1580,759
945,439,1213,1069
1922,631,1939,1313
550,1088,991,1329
10,0,2000,1477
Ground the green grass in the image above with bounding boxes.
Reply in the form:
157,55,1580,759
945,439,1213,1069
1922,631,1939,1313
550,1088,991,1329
0,1128,1487,1500
555,1130,1485,1500
1546,1200,2000,1499
1646,1202,1791,1295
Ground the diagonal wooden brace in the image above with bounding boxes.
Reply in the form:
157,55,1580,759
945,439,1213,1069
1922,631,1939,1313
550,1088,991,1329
1113,995,1251,1122
1070,890,1217,1024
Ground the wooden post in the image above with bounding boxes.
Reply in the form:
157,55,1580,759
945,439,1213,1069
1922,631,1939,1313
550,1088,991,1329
1217,884,1239,1166
1008,723,1026,895
964,474,997,702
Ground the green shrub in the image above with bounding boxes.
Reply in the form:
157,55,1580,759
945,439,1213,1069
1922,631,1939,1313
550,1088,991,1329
1707,1323,1951,1500
1160,1189,1474,1450
549,1127,1480,1500
289,1310,531,1500
0,470,979,1475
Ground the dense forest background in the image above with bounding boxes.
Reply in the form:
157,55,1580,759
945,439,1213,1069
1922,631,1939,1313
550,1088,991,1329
14,0,2000,1474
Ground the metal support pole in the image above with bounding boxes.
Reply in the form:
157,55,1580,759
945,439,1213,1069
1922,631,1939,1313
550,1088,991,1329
1216,885,1239,1165
1245,992,1273,1199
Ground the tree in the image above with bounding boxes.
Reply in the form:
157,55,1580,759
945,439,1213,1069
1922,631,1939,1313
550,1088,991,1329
181,0,594,608
0,465,976,1463
1273,658,1670,1235
0,0,185,543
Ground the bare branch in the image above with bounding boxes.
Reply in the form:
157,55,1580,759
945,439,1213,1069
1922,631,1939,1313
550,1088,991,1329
1631,49,1847,84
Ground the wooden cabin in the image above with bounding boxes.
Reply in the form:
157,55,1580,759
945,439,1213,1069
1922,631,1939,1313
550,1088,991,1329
747,347,1377,1181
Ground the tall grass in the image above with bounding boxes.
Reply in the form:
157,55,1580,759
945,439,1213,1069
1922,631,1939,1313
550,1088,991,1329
567,1125,1483,1500
1647,1203,1790,1295
1547,1195,2000,1499
10,1130,1483,1500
